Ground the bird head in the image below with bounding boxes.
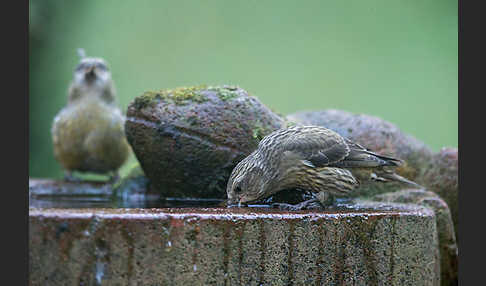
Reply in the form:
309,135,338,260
73,57,112,85
226,154,267,207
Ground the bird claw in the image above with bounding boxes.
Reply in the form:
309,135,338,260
301,201,324,210
272,203,301,211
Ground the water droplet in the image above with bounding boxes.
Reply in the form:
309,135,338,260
95,261,105,285
162,226,170,236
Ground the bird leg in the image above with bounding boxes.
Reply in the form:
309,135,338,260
316,191,335,206
271,191,338,211
374,171,423,189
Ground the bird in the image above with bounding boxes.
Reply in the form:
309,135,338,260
226,125,421,210
51,49,130,183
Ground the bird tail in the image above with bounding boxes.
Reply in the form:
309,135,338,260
375,171,423,188
369,152,403,167
345,139,403,167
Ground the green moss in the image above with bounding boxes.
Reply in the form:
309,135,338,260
133,85,244,109
252,121,272,141
133,92,161,110
207,85,240,101
252,127,264,140
134,85,209,109
168,86,209,104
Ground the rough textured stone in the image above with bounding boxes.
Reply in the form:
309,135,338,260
419,147,458,241
125,85,286,199
30,204,439,286
371,189,458,286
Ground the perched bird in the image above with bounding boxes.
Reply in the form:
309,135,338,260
226,125,421,210
51,49,130,182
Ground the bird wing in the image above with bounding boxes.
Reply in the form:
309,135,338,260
259,126,350,167
259,126,403,169
329,138,402,168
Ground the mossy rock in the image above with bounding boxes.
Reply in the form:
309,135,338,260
125,85,286,199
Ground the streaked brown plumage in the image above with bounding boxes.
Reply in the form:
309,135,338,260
226,125,420,209
51,50,130,182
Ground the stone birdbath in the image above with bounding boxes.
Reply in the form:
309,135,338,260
29,85,457,286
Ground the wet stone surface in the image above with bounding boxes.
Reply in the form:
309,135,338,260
29,178,456,285
371,189,458,286
29,177,443,286
30,203,439,286
29,179,115,209
29,178,113,197
29,179,224,209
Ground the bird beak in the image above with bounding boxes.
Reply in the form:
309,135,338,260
237,196,253,207
226,197,248,208
227,201,241,208
226,197,238,208
85,65,96,79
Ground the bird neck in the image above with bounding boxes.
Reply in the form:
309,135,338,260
68,84,115,105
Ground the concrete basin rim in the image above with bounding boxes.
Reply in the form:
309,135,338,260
29,207,435,221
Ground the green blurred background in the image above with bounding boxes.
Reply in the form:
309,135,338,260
29,0,457,179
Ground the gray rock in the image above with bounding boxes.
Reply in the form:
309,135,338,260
419,147,458,241
125,85,286,199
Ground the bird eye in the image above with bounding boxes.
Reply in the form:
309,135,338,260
75,63,85,71
96,63,108,71
235,186,242,193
